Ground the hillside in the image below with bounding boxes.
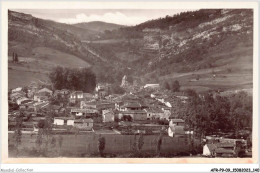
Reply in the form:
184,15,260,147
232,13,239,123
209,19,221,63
8,10,127,89
87,9,253,92
136,9,253,92
8,9,253,93
73,21,124,33
8,10,102,62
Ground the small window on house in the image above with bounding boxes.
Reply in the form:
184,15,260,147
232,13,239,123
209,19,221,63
87,123,89,126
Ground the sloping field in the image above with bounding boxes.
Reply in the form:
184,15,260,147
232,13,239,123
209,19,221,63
32,47,90,68
8,47,91,90
8,68,48,89
163,45,253,93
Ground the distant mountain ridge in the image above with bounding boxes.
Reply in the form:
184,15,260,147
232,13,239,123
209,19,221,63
73,21,125,32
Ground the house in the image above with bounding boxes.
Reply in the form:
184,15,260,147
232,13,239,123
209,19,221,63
118,110,147,121
33,101,49,112
69,91,84,103
11,87,22,93
83,93,94,100
95,83,111,92
71,108,97,118
54,89,70,98
53,105,62,113
120,101,147,111
10,92,25,102
71,108,87,117
81,100,97,109
26,103,36,112
95,89,107,99
34,93,49,102
19,101,37,112
102,109,115,122
27,89,36,98
169,119,185,126
145,108,164,120
161,107,171,120
95,83,110,99
38,87,53,96
19,104,27,111
168,119,185,137
144,84,160,89
203,143,237,157
74,118,93,130
121,102,142,111
98,101,115,110
53,117,75,126
215,148,236,157
203,143,218,157
16,97,32,105
115,101,125,111
105,94,121,101
81,100,115,111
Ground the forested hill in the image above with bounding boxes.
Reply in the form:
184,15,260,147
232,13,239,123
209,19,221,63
134,9,222,31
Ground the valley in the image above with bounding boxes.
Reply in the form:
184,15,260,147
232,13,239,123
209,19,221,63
8,9,253,94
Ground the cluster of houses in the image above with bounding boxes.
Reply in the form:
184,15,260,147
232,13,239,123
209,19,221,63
202,137,249,158
8,81,251,157
9,82,53,112
9,82,190,135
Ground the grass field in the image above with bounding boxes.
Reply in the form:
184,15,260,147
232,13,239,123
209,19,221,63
8,47,91,90
8,133,199,157
8,68,48,89
162,46,253,93
32,47,90,68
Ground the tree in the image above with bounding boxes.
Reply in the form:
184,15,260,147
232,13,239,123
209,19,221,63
36,128,43,154
58,135,63,156
229,92,252,137
13,112,23,156
196,75,200,81
171,80,180,92
110,84,125,94
14,53,18,63
156,133,163,156
131,134,138,155
162,81,171,90
51,136,56,148
49,67,96,93
36,117,53,155
128,75,134,84
137,133,144,153
98,135,105,157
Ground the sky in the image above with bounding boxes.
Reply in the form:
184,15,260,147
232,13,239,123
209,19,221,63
13,9,192,26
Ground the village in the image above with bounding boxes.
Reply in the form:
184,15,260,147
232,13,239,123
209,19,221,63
8,74,252,158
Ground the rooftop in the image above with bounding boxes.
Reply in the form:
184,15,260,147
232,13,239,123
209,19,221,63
171,119,185,123
74,118,93,123
54,117,75,120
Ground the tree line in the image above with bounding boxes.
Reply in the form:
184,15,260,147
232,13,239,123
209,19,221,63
49,66,96,93
181,90,252,139
162,80,180,92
